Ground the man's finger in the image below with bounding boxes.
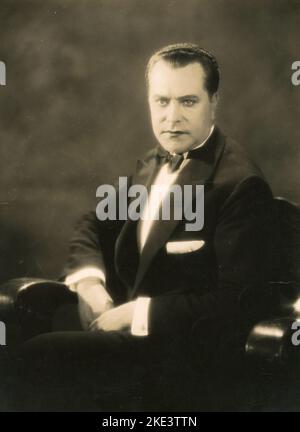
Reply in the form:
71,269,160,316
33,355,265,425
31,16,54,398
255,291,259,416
89,318,101,331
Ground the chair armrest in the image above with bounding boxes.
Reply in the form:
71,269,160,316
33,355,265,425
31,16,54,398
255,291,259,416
245,318,296,366
0,277,77,339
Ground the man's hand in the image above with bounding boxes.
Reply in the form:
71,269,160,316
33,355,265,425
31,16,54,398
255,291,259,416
76,277,113,330
89,301,135,332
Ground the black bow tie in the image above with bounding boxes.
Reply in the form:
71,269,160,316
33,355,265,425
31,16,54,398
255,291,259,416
157,144,209,171
161,153,184,172
156,146,185,172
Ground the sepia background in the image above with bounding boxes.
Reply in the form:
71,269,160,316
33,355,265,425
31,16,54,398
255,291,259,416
0,0,299,283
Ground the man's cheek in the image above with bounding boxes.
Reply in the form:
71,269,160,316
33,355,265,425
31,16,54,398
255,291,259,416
152,114,162,126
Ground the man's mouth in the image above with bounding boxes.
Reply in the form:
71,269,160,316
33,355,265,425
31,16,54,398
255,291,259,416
162,130,188,135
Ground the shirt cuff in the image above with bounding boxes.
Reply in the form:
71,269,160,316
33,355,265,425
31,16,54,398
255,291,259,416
131,297,151,336
65,267,106,292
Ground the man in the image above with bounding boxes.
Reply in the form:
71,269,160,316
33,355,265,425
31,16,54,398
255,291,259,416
14,43,275,410
63,43,274,337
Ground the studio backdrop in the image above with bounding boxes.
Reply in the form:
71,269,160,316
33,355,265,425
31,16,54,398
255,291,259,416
0,0,299,283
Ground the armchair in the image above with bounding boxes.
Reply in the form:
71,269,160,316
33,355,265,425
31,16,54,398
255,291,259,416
245,197,300,410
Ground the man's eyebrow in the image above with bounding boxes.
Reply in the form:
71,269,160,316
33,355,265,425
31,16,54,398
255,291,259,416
151,94,199,100
177,95,199,101
152,94,169,99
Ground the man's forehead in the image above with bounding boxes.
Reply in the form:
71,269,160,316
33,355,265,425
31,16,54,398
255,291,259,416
148,60,206,95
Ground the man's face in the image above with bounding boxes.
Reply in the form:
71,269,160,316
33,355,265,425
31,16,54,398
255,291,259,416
148,60,218,154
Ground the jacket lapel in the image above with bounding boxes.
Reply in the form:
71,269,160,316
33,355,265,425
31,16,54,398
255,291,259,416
114,151,162,290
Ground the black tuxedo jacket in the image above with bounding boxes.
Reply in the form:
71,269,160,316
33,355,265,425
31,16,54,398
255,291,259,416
63,127,275,352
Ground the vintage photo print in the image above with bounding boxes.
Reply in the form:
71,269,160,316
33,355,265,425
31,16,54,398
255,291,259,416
0,0,300,413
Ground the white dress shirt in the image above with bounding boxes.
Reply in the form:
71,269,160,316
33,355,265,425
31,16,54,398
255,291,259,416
65,126,215,336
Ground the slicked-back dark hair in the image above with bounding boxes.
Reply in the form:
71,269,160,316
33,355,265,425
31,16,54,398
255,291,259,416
146,43,220,97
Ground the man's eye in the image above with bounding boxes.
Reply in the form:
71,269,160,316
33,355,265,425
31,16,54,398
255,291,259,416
157,99,168,106
183,99,195,107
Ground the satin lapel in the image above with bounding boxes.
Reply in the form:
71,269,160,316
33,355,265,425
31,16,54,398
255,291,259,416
114,153,161,289
132,130,225,295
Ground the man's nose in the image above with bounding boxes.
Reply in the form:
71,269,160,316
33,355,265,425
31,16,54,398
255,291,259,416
166,101,182,124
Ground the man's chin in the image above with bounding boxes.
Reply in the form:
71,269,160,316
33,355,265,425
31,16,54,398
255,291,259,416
159,139,193,154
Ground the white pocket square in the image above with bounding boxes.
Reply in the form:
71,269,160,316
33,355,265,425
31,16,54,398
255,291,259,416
166,240,205,254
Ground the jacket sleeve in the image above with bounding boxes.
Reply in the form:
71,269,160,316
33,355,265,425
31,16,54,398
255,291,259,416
60,176,131,282
148,176,276,340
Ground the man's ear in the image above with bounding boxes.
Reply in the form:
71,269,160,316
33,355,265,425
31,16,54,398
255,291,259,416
210,92,219,120
211,92,219,107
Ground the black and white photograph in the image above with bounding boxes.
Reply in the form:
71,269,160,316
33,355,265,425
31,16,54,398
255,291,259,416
0,0,300,413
